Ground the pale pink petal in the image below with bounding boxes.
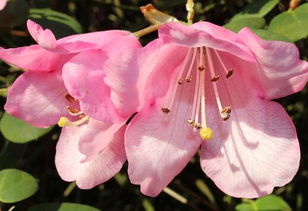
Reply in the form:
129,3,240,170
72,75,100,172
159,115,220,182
159,22,254,61
126,74,202,196
0,0,7,10
4,71,72,127
62,50,122,122
78,120,126,162
56,31,139,55
0,45,71,71
27,20,57,50
104,49,140,116
238,27,308,99
58,30,138,52
55,120,126,189
200,64,300,198
95,33,141,116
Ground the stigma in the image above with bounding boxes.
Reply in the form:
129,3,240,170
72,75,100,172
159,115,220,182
58,115,90,127
160,47,234,141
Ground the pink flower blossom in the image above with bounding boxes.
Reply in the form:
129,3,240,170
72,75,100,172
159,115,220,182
0,20,141,188
122,22,308,198
0,0,7,10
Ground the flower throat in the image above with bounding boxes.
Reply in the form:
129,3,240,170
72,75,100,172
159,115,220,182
161,47,234,141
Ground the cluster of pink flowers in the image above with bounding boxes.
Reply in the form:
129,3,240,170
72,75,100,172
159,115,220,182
1,19,307,198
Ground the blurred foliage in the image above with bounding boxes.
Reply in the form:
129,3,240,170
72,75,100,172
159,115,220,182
0,0,307,210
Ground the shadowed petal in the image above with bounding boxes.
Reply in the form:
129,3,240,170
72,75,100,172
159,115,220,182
55,120,126,189
126,105,201,197
159,22,254,61
126,74,201,196
4,71,71,127
63,50,122,122
78,120,126,162
200,69,300,198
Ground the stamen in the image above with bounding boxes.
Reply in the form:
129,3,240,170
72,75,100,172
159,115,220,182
65,94,75,103
221,106,231,121
178,78,184,85
205,48,223,112
207,48,232,121
162,48,195,113
185,75,192,82
210,75,220,82
213,50,234,78
190,60,200,122
161,107,170,114
198,66,205,71
184,48,197,81
66,106,83,116
199,47,207,129
226,68,233,78
187,119,194,125
57,115,90,127
193,122,201,129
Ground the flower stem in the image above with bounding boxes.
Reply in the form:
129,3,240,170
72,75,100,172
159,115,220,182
133,24,161,38
163,187,188,204
186,0,195,24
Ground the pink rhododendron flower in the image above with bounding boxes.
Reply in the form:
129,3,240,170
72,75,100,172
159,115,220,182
122,22,308,198
0,20,141,188
0,0,7,10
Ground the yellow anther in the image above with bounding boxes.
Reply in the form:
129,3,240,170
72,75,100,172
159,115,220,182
58,117,69,127
199,127,213,141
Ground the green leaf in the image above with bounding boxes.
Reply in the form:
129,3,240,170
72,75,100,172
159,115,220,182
236,203,256,211
225,16,266,32
235,195,291,211
0,169,38,203
232,0,279,20
268,3,308,42
251,29,292,42
29,8,82,38
28,203,100,211
255,195,292,211
0,112,53,144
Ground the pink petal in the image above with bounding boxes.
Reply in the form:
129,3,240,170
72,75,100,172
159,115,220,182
104,49,140,116
0,45,71,71
159,22,254,62
56,31,140,55
4,70,72,127
238,27,308,99
62,50,122,122
126,75,202,197
78,120,126,162
55,119,126,189
27,20,57,50
200,69,300,198
0,0,7,10
113,39,188,109
58,30,139,53
27,19,97,53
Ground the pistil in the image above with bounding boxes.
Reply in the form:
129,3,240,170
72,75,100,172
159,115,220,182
58,115,90,127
